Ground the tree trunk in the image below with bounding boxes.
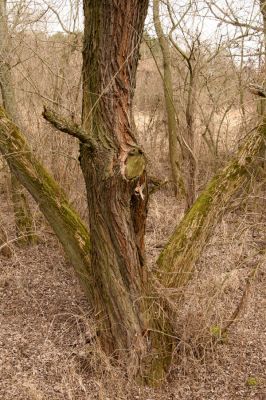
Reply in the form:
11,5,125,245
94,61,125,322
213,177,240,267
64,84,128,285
80,0,174,381
183,64,197,209
1,103,174,384
0,0,174,382
0,0,36,245
156,123,265,294
153,0,185,198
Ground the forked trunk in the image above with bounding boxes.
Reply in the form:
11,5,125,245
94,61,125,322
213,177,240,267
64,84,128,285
0,104,173,384
1,0,264,387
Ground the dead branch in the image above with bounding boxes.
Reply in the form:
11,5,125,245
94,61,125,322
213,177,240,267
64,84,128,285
249,84,266,98
148,175,169,195
42,106,97,148
221,252,265,335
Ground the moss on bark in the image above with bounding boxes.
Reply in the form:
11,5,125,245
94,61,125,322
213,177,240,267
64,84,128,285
0,106,91,292
157,124,266,291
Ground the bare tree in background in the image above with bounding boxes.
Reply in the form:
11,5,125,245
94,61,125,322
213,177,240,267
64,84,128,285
153,0,186,201
0,0,37,245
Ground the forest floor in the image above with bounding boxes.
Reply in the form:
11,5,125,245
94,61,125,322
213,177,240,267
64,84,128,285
0,179,265,400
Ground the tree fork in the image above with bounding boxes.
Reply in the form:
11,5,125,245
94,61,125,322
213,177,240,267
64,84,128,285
0,105,174,385
76,0,176,382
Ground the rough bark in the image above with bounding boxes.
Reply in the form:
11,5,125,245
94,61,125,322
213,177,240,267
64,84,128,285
153,0,185,198
1,102,174,384
80,0,174,382
0,0,36,245
156,124,266,294
0,106,91,291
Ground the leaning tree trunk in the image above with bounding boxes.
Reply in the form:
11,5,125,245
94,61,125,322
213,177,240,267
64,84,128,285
0,0,36,245
0,106,91,288
156,123,266,298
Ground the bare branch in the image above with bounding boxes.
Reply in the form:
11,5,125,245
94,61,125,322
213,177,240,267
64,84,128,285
42,106,96,148
207,1,263,33
148,175,169,195
249,83,266,98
